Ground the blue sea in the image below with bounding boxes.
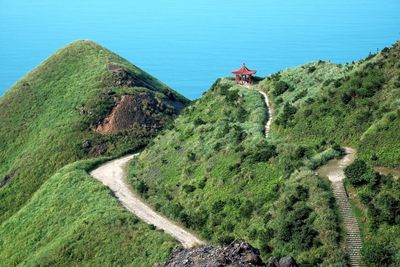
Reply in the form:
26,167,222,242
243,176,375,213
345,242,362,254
0,0,399,99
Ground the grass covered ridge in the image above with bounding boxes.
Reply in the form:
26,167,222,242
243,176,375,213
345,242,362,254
260,41,400,265
0,40,188,224
260,41,400,167
0,158,177,266
128,79,346,265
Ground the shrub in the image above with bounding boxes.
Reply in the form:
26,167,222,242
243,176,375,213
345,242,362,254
211,200,225,213
362,235,396,266
187,151,196,161
375,191,399,225
344,160,368,186
226,89,240,102
193,117,206,126
239,200,254,217
136,180,149,194
278,102,297,127
341,93,352,104
249,142,277,162
182,184,196,193
307,66,317,73
273,81,290,96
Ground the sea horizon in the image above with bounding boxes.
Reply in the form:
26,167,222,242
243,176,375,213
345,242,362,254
1,0,399,99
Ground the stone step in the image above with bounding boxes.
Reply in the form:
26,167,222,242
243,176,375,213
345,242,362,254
330,181,362,267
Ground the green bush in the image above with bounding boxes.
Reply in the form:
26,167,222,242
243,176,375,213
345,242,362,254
344,160,368,186
273,81,290,96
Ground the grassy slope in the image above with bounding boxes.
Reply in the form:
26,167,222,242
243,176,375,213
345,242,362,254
0,159,177,266
0,40,188,224
128,79,346,266
260,42,400,167
260,42,400,266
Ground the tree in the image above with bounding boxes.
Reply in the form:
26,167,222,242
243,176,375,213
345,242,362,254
273,81,290,96
344,159,368,186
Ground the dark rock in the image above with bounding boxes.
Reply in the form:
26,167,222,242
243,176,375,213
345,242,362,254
163,240,266,267
266,256,298,267
0,173,14,188
266,256,279,267
79,106,87,115
81,140,91,148
278,256,298,267
165,90,175,100
107,63,156,90
88,142,108,157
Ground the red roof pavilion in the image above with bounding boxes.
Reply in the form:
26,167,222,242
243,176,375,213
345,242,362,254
232,63,257,85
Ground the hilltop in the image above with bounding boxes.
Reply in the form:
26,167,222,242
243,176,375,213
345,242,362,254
0,40,188,265
0,40,188,223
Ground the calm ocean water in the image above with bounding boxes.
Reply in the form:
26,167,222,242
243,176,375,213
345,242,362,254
0,0,399,99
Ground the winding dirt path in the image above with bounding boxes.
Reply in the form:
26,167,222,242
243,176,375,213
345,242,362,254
90,86,273,249
317,147,362,267
253,85,273,137
90,154,204,248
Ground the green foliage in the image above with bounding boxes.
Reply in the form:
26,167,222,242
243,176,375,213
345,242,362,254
262,170,347,266
127,79,345,264
273,81,290,96
0,159,177,266
260,42,400,265
344,159,368,186
345,162,400,266
128,79,285,255
260,42,400,166
361,226,400,266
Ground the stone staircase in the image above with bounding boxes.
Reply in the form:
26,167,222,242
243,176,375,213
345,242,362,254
332,181,362,267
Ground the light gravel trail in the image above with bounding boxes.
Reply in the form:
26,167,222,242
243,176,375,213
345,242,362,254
255,89,273,137
90,85,274,248
90,154,204,248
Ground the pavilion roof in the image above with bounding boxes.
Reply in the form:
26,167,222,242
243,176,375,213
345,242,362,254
232,64,257,75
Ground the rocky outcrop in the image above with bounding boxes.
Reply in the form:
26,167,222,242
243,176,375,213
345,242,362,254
108,63,157,90
0,173,14,188
162,241,266,267
266,256,298,267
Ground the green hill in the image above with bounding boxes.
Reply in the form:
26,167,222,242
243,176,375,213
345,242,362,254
0,40,188,223
128,79,347,266
259,42,400,266
259,42,400,167
127,42,399,266
0,159,177,266
0,40,187,265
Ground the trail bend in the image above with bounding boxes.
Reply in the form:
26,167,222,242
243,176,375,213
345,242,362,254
90,85,273,248
90,154,204,248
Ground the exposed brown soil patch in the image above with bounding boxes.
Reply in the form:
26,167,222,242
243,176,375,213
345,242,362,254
95,93,174,134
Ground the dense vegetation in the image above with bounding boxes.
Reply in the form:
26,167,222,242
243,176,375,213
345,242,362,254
264,170,346,266
0,158,177,266
260,42,400,266
0,40,188,224
128,79,346,265
344,160,399,266
260,42,400,167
